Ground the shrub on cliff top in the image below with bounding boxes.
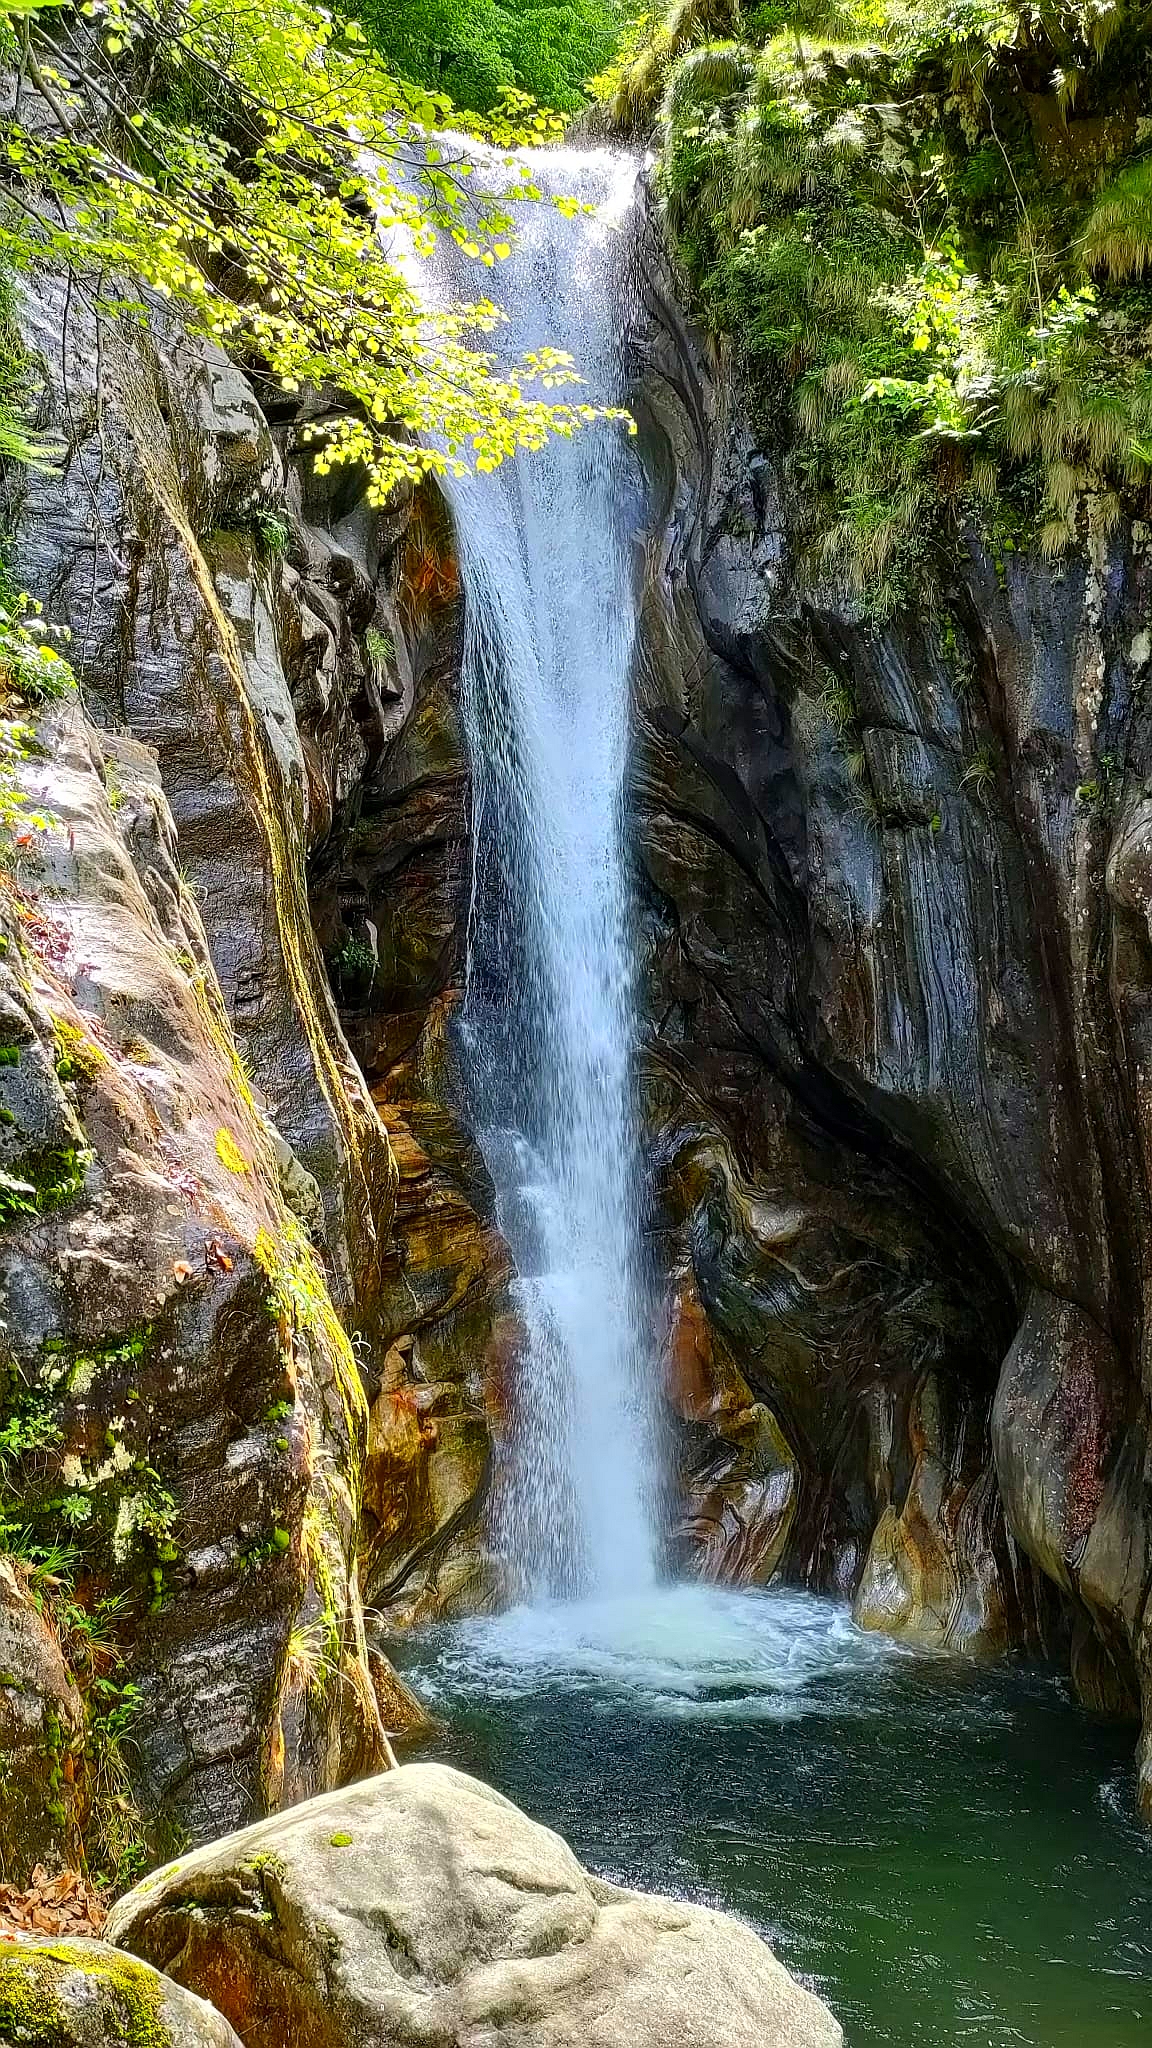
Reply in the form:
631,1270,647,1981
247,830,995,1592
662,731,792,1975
353,0,629,115
618,0,1152,608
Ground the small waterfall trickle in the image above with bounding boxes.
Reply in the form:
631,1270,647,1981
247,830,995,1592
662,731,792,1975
429,150,656,1602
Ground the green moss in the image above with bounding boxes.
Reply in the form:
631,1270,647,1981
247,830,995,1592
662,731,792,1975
240,1523,294,1570
53,1018,106,1092
0,1945,173,2048
628,0,1152,608
0,1145,90,1221
253,1218,366,1439
59,1325,153,1398
329,1831,353,1847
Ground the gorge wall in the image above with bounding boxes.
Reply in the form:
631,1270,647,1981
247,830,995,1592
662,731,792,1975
0,276,467,1875
4,158,1152,1882
629,198,1152,1807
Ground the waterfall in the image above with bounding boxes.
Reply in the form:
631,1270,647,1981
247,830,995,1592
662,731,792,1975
431,150,656,1603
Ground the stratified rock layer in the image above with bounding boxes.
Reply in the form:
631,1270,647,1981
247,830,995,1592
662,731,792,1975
106,1762,842,2048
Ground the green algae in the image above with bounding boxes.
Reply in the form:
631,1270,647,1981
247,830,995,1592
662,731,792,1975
0,1944,173,2048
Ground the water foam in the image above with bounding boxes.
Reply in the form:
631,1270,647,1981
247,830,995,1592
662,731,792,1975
418,1585,901,1720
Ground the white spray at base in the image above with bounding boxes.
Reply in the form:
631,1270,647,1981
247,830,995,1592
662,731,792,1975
427,150,656,1603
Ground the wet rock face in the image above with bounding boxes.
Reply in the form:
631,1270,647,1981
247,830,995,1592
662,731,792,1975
310,492,514,1628
0,693,391,1856
631,211,1152,1801
12,284,395,1302
106,1762,843,2048
662,1268,798,1585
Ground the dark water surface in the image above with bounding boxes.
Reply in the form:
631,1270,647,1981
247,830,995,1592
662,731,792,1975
393,1585,1152,2048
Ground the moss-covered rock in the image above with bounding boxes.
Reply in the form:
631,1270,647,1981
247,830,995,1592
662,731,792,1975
623,0,1152,613
0,1937,242,2048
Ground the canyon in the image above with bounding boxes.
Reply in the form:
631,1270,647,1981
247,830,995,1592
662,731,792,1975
3,25,1152,2040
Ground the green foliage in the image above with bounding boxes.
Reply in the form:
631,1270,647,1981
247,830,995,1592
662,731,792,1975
354,0,628,114
0,1326,175,1616
335,933,377,986
626,0,1152,607
0,1376,62,1470
594,0,743,126
252,508,290,558
1,0,633,506
0,713,57,861
960,740,997,799
365,623,394,664
0,1398,151,1885
1082,155,1152,281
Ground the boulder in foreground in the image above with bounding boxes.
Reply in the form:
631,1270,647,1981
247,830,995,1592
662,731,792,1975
0,1935,243,2048
107,1761,841,2048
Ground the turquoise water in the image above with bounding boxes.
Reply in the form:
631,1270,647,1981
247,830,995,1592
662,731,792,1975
396,1585,1152,2048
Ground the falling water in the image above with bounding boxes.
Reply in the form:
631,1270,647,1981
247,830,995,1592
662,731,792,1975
430,151,655,1602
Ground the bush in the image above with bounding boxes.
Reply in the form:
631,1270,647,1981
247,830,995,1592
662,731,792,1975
353,0,628,114
624,0,1152,608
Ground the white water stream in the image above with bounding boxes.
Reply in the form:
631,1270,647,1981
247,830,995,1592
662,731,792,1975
428,151,656,1602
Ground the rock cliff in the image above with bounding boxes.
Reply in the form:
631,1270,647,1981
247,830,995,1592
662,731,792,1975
628,195,1152,1811
0,280,423,1876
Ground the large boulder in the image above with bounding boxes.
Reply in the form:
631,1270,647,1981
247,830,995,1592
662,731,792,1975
0,1936,243,2048
106,1762,841,2048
